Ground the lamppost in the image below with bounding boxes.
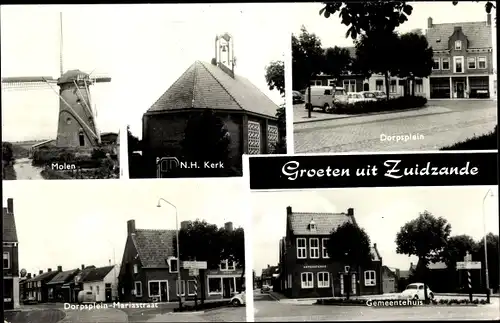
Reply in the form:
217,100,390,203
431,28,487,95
482,188,494,297
157,198,182,309
106,239,117,301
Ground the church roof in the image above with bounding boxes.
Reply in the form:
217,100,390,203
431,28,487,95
146,61,279,118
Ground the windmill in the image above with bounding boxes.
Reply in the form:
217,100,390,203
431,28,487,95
1,12,111,149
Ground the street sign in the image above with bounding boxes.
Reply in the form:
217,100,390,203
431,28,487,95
456,261,482,270
182,261,207,270
189,268,199,276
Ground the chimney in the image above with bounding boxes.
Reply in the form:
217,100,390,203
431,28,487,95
109,259,111,266
57,266,62,272
127,220,136,235
427,17,433,28
487,13,491,26
39,270,43,274
286,206,292,215
81,264,85,270
180,221,190,230
224,222,234,232
27,273,32,279
48,268,52,272
33,274,36,278
7,198,14,214
347,208,354,216
267,264,270,268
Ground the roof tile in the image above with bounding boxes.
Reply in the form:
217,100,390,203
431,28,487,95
81,266,114,282
132,229,177,268
47,269,80,285
3,207,18,242
289,212,354,235
426,21,492,51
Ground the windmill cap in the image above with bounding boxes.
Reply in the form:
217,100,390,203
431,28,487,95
57,69,90,85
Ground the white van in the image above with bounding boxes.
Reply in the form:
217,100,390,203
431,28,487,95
304,86,335,112
77,290,96,304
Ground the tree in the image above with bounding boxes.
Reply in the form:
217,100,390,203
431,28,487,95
441,235,476,269
292,26,325,117
323,46,353,80
326,222,373,299
395,32,434,96
127,125,140,154
395,211,451,302
181,108,232,175
355,30,400,100
220,227,246,292
177,219,223,303
320,1,495,39
265,61,285,96
271,104,287,154
473,233,499,293
2,142,14,164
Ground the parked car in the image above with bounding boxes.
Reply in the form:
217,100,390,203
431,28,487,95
23,296,37,305
230,291,246,306
399,283,434,300
293,90,304,104
359,91,378,102
303,86,335,112
346,92,366,104
372,91,387,100
332,87,349,109
77,290,96,304
261,284,271,293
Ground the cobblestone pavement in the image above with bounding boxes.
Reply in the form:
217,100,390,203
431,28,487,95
59,307,128,322
146,306,246,322
254,293,499,321
293,100,497,153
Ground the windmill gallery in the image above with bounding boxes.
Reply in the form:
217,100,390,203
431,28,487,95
1,12,119,180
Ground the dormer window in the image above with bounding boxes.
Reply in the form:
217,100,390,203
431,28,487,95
220,259,235,271
308,219,317,231
133,264,138,274
168,257,178,273
455,40,462,51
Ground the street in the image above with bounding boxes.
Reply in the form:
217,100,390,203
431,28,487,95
253,290,500,321
293,100,497,153
13,158,44,180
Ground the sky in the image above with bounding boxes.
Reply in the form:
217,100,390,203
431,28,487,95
291,1,497,67
251,186,499,275
1,5,121,142
2,178,246,276
110,3,289,138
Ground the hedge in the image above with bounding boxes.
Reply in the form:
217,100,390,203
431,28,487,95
32,146,115,169
441,125,497,150
173,300,230,312
334,96,427,114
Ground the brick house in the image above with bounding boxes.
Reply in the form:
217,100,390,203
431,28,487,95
24,268,58,303
141,33,282,177
278,206,383,299
381,266,398,294
81,265,119,302
3,198,20,309
426,14,494,99
46,266,81,302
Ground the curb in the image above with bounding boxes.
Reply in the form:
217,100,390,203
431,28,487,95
170,311,205,315
267,293,281,302
293,106,425,125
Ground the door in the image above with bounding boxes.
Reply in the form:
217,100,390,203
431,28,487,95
160,281,168,302
105,288,112,303
456,82,465,98
222,278,233,298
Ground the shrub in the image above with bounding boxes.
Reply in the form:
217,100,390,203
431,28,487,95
334,95,427,115
173,300,229,312
2,142,14,164
441,125,497,150
91,148,107,159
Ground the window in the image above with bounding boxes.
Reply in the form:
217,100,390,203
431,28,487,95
148,281,160,297
133,264,138,274
328,79,335,86
248,121,261,155
96,286,100,295
3,252,9,269
398,79,406,86
375,80,384,91
343,79,356,93
78,130,85,147
390,80,397,93
317,272,330,288
105,283,111,288
309,238,320,258
134,281,142,297
208,277,222,294
364,270,376,286
432,58,440,70
176,280,186,296
220,260,235,271
415,79,423,93
66,117,72,125
322,238,329,258
455,40,462,50
454,56,464,73
442,58,450,70
478,57,487,69
344,266,350,273
287,274,292,288
169,258,178,273
267,125,279,153
296,238,307,259
468,57,476,69
187,280,197,296
315,80,322,86
90,286,93,291
324,89,332,95
301,272,314,289
38,281,41,287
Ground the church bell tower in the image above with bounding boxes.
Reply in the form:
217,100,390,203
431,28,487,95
214,33,236,77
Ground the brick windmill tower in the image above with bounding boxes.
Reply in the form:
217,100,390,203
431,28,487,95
1,12,111,149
